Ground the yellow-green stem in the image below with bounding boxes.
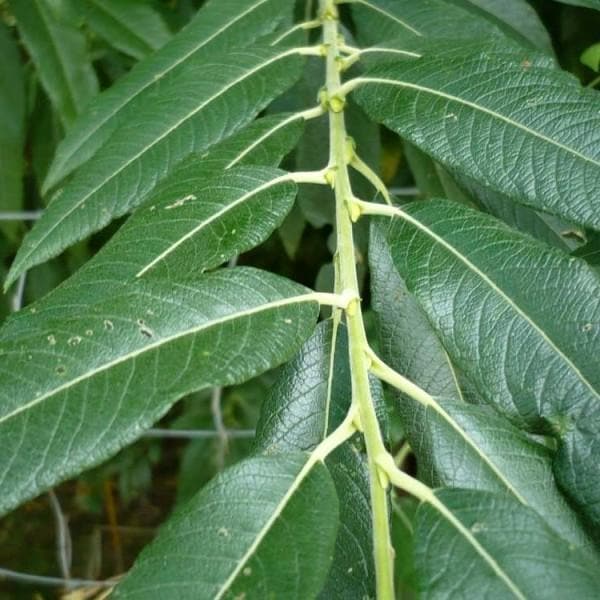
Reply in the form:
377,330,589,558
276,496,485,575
319,1,395,597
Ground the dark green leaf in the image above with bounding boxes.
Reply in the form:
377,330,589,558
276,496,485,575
354,42,600,229
7,44,305,287
42,0,295,191
10,0,99,127
379,199,600,527
78,0,171,60
255,321,384,599
0,22,26,241
415,489,600,599
371,223,590,547
114,454,339,599
1,113,305,340
352,0,511,46
369,223,464,400
0,268,319,515
459,0,554,54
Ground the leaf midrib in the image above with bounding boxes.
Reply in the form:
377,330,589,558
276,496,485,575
431,494,527,599
214,455,317,599
354,0,422,37
0,293,316,426
33,0,78,121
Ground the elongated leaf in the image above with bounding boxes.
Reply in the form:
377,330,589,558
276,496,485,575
114,453,338,599
415,489,600,599
370,223,590,547
403,141,578,251
472,184,583,251
0,22,26,241
10,0,98,128
352,0,510,46
255,321,385,599
460,0,554,54
78,0,171,60
0,268,319,515
1,113,305,340
405,400,591,548
6,45,304,288
43,0,294,191
379,199,600,526
353,43,600,230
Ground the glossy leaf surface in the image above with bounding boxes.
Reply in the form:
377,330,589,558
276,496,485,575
0,268,319,515
114,454,339,599
370,224,591,547
7,45,304,286
256,321,381,598
415,489,600,599
78,0,172,60
43,0,294,190
380,200,600,526
354,43,600,230
1,113,305,340
352,0,507,44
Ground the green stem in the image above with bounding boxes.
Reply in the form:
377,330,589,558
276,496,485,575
319,1,395,597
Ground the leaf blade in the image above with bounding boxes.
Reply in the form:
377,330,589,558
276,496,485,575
255,320,387,598
79,0,172,60
0,268,319,515
113,454,339,599
42,0,294,191
380,199,600,526
353,43,600,229
0,22,26,241
7,45,304,287
1,113,305,340
415,489,600,599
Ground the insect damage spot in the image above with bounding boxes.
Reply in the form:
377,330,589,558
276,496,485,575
243,567,252,576
47,335,57,346
137,319,154,338
67,336,82,346
470,522,486,534
165,194,197,210
103,319,114,331
56,365,66,375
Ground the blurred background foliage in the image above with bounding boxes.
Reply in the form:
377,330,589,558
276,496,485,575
0,0,598,597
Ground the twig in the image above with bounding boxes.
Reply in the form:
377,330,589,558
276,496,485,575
0,567,115,589
48,490,72,581
0,210,43,221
